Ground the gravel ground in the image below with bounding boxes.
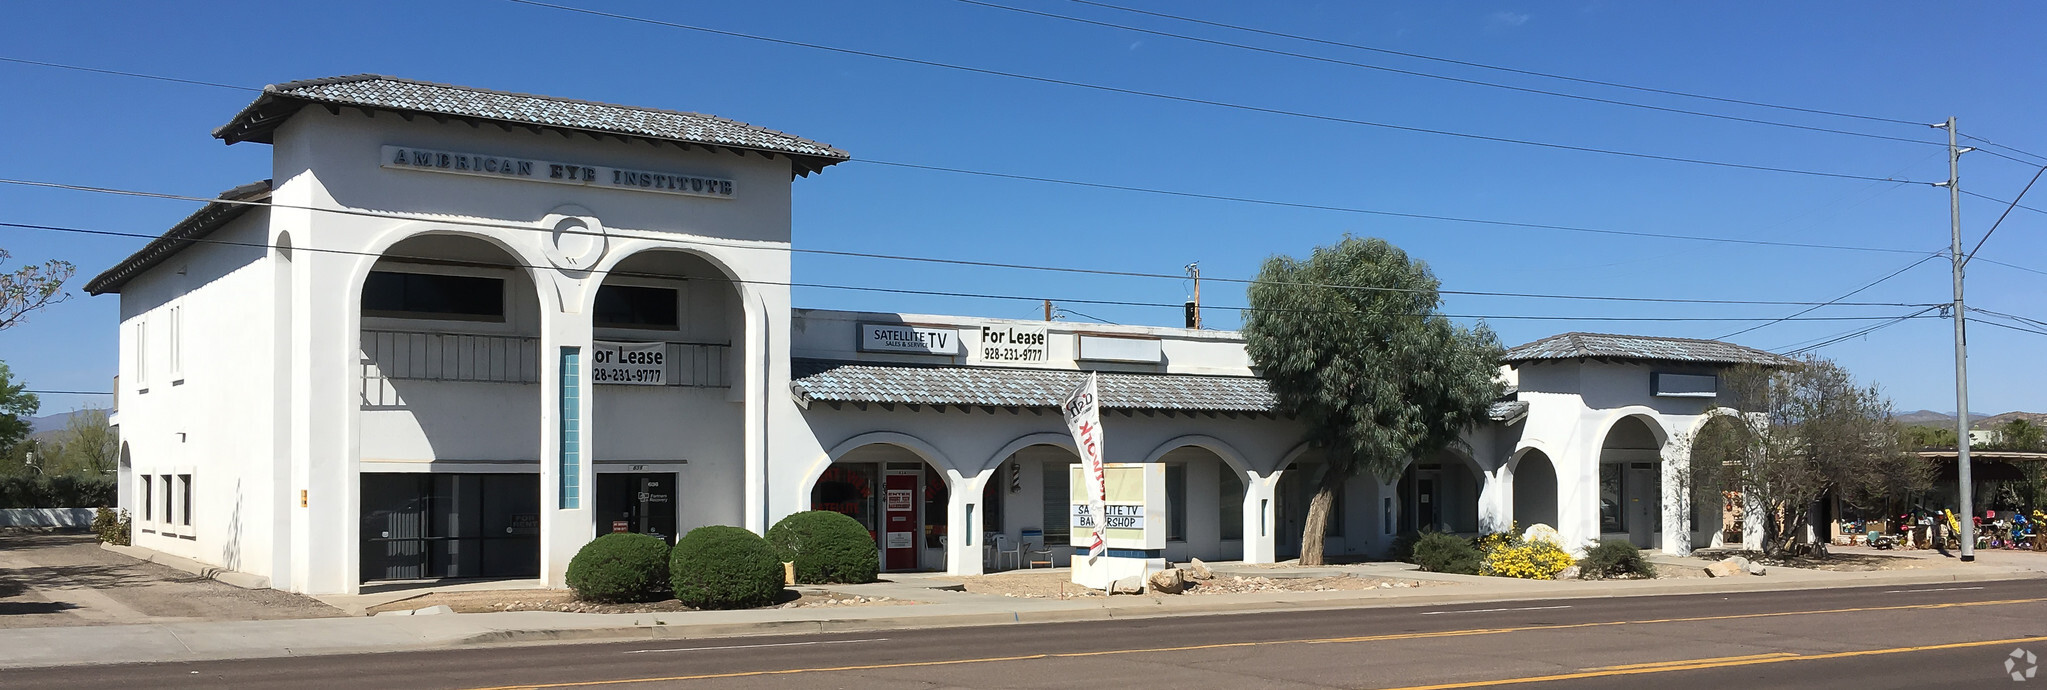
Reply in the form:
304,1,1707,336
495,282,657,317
365,588,906,615
955,569,1431,598
0,531,342,628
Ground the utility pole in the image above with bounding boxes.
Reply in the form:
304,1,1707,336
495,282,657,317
1043,299,1053,322
1185,263,1201,329
1934,116,1976,562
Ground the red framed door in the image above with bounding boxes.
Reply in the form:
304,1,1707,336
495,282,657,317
883,469,920,571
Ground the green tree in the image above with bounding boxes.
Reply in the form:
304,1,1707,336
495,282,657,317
1243,236,1504,565
1990,419,2045,452
1,249,74,331
0,361,39,455
1899,424,1956,450
1688,357,1927,556
46,408,117,477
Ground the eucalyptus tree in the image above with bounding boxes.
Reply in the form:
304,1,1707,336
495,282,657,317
1243,236,1504,565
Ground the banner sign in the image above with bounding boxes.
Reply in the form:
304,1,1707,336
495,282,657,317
382,146,736,199
859,324,959,355
971,324,1049,364
591,340,665,385
1063,373,1109,562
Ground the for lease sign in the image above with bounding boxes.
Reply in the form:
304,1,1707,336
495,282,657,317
592,341,665,385
970,324,1049,364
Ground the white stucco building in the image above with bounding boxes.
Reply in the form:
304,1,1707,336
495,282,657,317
89,75,1784,595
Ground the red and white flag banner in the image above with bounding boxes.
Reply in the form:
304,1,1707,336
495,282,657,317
1063,373,1109,563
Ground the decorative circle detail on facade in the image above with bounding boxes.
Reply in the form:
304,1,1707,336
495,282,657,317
540,205,607,271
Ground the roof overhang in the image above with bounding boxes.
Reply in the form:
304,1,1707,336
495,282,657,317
85,181,272,295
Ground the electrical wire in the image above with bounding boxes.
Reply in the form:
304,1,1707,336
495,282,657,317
1971,308,2047,331
1969,317,2047,338
496,0,1931,184
955,0,1940,147
1054,307,1120,325
22,390,114,395
1774,306,1939,355
1964,165,2046,265
1715,251,1945,339
1060,0,1928,128
0,219,1942,324
0,176,1946,308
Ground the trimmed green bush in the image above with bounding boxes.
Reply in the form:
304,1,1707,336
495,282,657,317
566,533,672,602
766,510,878,584
1579,540,1657,580
1386,530,1421,564
1409,530,1482,575
91,507,130,546
670,526,784,609
0,475,116,509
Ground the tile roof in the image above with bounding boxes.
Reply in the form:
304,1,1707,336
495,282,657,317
1502,332,1794,366
791,359,1529,422
214,75,850,176
84,181,271,295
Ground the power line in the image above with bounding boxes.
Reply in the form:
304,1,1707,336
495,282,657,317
496,0,1931,184
1716,251,1945,339
0,56,256,92
0,176,1948,307
1971,307,2047,331
1775,306,1939,355
1055,307,1120,325
1961,189,2047,217
1062,0,1928,128
1969,317,2047,338
1961,133,2047,166
0,219,1942,324
22,390,114,395
0,59,1970,260
956,0,1940,148
1964,165,2046,265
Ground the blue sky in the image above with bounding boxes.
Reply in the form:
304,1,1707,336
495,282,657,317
2,1,2043,416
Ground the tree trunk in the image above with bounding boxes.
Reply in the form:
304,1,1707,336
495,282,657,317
1298,465,1348,566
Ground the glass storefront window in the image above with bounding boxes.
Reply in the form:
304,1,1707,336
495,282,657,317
1600,463,1624,533
812,464,879,540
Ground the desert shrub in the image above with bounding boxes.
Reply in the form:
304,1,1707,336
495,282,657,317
1579,540,1656,580
0,475,116,508
670,525,783,609
566,533,672,602
766,510,878,584
1473,525,1521,554
1481,539,1575,579
1409,530,1482,575
1387,530,1421,563
92,507,130,546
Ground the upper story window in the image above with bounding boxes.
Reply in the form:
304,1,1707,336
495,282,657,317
168,305,183,382
362,271,505,322
594,284,679,330
134,318,149,388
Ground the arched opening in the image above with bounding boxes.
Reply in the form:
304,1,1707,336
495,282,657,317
1274,449,1352,560
977,443,1083,569
811,443,953,572
1514,450,1558,530
355,233,544,584
590,249,746,543
1599,415,1667,548
1691,414,1749,546
1399,449,1484,534
1151,446,1249,562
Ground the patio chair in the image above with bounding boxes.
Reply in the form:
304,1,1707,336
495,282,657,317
992,533,1020,571
1021,528,1055,569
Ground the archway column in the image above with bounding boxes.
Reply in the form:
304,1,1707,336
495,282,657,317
537,280,594,589
946,468,993,576
1241,471,1280,564
1478,465,1510,534
1661,439,1692,555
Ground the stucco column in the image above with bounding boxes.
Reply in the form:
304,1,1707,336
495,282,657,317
946,469,990,576
741,288,769,533
1742,492,1767,551
538,277,595,588
1241,471,1280,564
1661,442,1691,555
1478,466,1510,534
294,234,356,595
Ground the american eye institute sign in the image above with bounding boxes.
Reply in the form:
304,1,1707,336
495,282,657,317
382,146,735,199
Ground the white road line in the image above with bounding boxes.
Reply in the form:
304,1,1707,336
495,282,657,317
1420,605,1573,616
1882,586,1986,594
624,638,890,654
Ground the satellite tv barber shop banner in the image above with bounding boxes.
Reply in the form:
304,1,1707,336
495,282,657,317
1063,373,1109,562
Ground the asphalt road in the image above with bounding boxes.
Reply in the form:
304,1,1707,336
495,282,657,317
10,579,2047,689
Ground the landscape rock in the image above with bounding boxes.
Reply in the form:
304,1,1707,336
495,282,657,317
1522,524,1564,547
1745,562,1768,576
1553,566,1581,580
1148,568,1187,594
1184,558,1215,580
1705,556,1751,578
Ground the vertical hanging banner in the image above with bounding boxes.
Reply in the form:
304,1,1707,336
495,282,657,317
1063,373,1109,563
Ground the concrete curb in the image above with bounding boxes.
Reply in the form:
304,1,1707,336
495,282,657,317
100,542,271,590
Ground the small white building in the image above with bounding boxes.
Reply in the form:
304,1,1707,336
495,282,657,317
88,75,1784,594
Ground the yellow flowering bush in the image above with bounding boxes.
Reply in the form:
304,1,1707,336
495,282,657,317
1473,523,1520,554
1480,539,1575,579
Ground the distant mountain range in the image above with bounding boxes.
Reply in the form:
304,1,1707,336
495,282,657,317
1894,409,2044,429
23,409,106,442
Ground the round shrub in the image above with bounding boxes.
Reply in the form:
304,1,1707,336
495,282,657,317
1481,539,1575,579
1409,530,1482,575
566,533,672,603
670,525,784,609
1579,540,1657,580
766,510,878,584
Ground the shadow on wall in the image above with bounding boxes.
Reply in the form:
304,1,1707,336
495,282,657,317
221,480,243,572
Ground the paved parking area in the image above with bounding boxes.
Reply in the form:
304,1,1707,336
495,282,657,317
0,531,341,628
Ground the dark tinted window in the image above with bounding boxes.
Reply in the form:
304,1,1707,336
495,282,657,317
363,271,504,321
594,285,679,330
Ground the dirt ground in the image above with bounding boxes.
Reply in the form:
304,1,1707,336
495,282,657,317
1687,548,1924,572
0,530,342,628
954,569,1431,598
365,587,907,615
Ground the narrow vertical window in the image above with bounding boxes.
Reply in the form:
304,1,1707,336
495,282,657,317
1219,465,1244,541
179,474,193,526
160,474,173,526
141,475,154,521
559,347,581,509
1166,464,1187,542
168,305,183,381
135,320,148,387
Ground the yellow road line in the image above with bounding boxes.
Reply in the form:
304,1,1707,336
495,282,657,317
462,595,2047,689
1585,652,1797,671
1378,635,2047,690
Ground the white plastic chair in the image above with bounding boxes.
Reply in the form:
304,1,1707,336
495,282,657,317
993,533,1020,571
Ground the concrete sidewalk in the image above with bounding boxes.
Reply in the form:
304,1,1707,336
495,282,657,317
5,552,2041,670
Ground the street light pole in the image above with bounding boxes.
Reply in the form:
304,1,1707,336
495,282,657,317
1935,116,1976,562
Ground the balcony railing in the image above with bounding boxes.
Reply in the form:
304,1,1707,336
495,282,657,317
360,330,729,406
